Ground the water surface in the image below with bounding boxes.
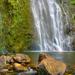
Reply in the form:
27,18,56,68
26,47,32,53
24,52,75,65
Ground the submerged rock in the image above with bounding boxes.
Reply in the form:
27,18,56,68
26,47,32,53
38,53,66,75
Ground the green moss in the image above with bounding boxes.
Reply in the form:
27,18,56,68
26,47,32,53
0,0,34,52
69,0,75,26
70,0,75,5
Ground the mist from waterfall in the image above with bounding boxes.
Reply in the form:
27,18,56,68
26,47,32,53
31,0,72,52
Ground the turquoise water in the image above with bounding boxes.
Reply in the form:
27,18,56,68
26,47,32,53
24,52,75,65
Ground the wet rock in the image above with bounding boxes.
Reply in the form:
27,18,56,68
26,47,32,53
0,54,32,73
0,54,37,75
0,69,8,72
13,54,31,64
13,63,28,71
38,53,66,75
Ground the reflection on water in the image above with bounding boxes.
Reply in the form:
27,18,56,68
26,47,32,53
24,52,75,65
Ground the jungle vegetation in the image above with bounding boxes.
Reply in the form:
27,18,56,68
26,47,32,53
0,0,75,52
0,0,34,52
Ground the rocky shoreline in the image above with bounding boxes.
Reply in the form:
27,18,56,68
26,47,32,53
0,53,75,75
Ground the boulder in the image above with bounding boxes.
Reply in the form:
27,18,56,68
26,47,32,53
38,53,66,75
13,54,31,64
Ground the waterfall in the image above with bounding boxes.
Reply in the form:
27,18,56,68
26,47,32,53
31,0,72,51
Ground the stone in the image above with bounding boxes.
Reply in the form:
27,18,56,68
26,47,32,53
13,63,28,71
13,54,31,64
0,69,8,72
0,54,31,73
38,53,67,75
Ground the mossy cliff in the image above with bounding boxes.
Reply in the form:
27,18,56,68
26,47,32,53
69,0,75,50
60,0,75,50
0,0,75,52
0,0,34,52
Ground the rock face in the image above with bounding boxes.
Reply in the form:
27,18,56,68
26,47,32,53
38,53,66,75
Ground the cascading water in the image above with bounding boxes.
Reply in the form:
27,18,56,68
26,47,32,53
31,0,72,51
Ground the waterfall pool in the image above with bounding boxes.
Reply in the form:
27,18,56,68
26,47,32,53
24,52,75,65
